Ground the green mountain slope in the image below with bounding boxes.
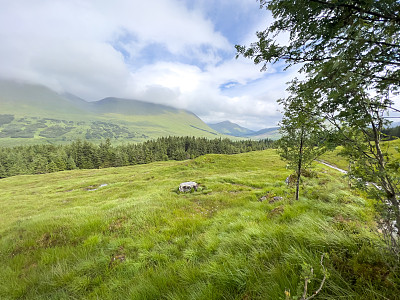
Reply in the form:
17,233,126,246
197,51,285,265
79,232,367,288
248,127,281,140
209,120,281,140
0,81,90,119
208,120,255,137
0,150,396,299
0,80,221,146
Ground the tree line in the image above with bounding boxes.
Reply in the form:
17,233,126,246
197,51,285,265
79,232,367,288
0,137,274,179
382,125,400,140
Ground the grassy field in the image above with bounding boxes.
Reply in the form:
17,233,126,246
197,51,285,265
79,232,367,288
320,138,400,171
0,150,398,299
320,146,348,170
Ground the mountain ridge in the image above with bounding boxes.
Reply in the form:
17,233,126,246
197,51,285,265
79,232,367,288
208,120,280,140
208,120,254,137
0,80,223,146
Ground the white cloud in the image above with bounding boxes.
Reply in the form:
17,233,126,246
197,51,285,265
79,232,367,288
120,57,299,129
0,0,298,129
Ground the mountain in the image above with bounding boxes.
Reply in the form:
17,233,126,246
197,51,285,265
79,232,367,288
209,120,281,140
208,121,254,137
0,80,221,146
88,97,179,115
247,127,281,140
0,80,90,118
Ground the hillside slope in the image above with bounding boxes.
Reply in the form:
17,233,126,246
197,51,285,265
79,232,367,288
0,81,90,118
0,150,396,299
208,120,255,137
247,126,281,140
208,120,281,140
0,80,221,146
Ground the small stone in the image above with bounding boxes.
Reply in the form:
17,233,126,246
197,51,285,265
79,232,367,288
179,181,199,192
258,196,267,202
272,196,283,202
285,174,297,185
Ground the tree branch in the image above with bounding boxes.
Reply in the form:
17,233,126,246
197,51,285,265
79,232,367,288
309,0,400,23
389,106,400,113
334,36,400,49
304,254,327,300
280,53,400,67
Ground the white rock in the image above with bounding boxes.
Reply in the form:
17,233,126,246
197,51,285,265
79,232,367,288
179,181,198,192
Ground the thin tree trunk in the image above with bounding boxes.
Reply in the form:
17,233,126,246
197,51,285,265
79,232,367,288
391,195,400,237
296,129,305,200
295,172,301,201
370,121,400,236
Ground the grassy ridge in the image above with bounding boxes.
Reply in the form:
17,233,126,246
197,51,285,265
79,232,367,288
0,150,398,299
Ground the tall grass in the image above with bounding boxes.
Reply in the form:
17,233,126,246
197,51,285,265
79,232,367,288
0,150,398,299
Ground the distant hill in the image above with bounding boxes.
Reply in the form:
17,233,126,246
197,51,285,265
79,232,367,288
209,120,280,140
0,80,222,146
208,121,254,137
247,127,281,140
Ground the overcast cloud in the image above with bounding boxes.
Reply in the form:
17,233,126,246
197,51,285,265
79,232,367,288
0,0,299,130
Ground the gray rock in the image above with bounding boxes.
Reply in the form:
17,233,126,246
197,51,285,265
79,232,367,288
179,181,199,193
285,174,297,185
259,196,267,202
270,196,283,203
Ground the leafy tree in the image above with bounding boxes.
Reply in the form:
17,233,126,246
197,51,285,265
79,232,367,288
278,81,333,200
236,0,400,93
237,0,400,237
47,161,59,173
0,162,7,178
7,152,30,176
47,149,67,171
98,138,116,168
66,156,77,170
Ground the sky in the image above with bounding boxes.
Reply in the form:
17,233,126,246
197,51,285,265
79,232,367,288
0,0,300,130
